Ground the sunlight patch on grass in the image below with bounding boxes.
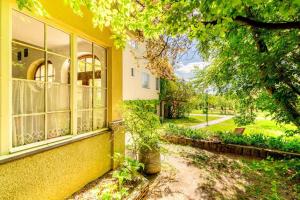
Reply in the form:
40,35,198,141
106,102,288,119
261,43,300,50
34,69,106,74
163,115,219,127
203,118,297,137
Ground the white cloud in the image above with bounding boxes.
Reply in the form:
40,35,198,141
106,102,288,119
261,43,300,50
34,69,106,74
176,61,210,73
175,61,211,80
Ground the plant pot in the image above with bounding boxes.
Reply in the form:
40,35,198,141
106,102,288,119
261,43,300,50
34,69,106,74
138,149,161,174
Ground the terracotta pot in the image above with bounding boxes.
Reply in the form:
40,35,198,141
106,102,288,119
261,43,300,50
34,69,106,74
139,149,161,174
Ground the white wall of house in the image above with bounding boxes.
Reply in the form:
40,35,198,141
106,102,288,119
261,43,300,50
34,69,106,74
123,38,160,100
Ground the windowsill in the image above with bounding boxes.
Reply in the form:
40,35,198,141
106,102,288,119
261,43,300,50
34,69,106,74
0,128,110,165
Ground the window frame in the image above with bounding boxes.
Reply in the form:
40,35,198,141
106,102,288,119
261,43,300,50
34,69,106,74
8,9,109,153
141,72,150,89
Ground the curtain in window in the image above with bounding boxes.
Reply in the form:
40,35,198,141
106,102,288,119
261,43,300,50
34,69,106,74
47,82,71,138
12,80,71,147
12,80,45,147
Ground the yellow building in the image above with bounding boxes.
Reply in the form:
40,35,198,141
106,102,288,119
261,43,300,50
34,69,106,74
0,0,124,199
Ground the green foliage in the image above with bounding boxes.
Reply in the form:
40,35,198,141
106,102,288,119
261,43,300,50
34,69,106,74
123,100,161,151
165,123,210,140
166,123,300,153
16,0,46,15
219,132,300,153
100,155,144,200
243,158,300,199
161,79,196,119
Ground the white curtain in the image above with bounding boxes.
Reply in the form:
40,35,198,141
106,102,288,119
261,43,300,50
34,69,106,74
12,80,71,147
12,80,45,147
77,85,93,133
47,82,71,138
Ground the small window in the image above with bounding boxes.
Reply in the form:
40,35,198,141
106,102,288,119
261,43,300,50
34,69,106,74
141,72,150,89
156,78,160,90
34,61,54,82
128,40,138,49
131,68,134,77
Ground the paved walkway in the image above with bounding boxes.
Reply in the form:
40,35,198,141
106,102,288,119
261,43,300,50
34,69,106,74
190,114,233,129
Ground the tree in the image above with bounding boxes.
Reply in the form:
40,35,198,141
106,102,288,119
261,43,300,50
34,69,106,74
19,0,300,128
160,79,195,119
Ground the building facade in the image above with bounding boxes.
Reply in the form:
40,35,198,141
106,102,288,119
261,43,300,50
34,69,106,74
123,37,160,100
0,0,124,199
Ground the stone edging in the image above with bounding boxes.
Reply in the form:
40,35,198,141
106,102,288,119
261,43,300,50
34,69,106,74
126,175,149,200
163,135,300,159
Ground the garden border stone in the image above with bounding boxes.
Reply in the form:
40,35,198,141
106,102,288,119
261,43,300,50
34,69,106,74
163,135,300,159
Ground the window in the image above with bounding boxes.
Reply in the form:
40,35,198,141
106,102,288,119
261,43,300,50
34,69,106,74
156,78,160,90
77,38,107,134
141,72,150,89
12,11,71,147
11,10,107,149
34,61,54,81
131,68,134,77
128,40,138,49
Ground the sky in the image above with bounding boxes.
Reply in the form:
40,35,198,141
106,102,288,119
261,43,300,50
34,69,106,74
174,43,210,80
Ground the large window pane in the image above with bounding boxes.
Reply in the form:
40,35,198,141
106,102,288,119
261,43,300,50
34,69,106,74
77,86,93,109
12,115,45,147
47,26,70,57
12,43,45,79
77,38,92,57
93,109,106,130
47,112,70,139
47,83,70,111
47,54,70,84
77,110,93,133
12,11,44,48
94,87,106,108
13,80,45,115
93,44,106,67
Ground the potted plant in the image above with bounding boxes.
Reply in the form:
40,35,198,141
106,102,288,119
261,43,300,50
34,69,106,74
123,100,161,174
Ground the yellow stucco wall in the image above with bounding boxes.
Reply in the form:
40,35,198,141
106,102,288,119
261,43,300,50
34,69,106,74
0,1,124,199
0,133,112,200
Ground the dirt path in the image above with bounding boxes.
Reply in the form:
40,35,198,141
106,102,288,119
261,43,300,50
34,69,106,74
190,115,233,129
145,144,252,200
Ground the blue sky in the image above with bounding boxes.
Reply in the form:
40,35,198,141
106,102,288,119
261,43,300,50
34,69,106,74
174,43,210,80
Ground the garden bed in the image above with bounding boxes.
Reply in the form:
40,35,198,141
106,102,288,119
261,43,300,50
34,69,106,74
163,135,300,159
68,171,149,200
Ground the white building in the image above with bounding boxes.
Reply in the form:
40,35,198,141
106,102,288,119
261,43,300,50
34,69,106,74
123,37,160,100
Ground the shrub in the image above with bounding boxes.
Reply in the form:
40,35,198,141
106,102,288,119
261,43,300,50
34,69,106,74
219,133,300,153
165,123,210,140
123,100,161,152
165,124,300,153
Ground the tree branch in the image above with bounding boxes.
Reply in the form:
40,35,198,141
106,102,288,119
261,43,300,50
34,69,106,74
203,16,300,30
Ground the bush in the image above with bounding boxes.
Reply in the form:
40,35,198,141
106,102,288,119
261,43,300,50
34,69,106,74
219,132,300,153
123,100,161,152
165,123,210,140
165,124,300,153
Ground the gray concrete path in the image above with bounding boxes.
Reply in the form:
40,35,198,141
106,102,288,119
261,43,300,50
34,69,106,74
190,115,233,129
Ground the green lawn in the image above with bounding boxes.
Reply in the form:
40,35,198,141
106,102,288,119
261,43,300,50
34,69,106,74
203,118,297,137
163,115,220,127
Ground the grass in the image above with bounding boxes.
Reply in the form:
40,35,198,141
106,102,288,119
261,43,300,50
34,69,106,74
162,115,219,127
203,118,297,137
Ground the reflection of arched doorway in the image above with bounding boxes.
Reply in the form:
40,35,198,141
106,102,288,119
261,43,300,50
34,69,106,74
34,61,54,81
77,54,101,86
